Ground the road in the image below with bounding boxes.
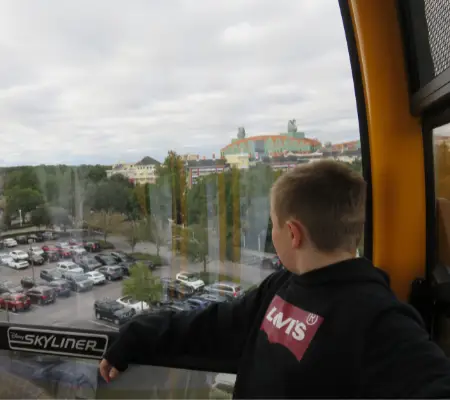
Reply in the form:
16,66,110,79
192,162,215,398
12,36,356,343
0,236,274,331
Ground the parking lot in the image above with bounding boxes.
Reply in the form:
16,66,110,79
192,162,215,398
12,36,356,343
0,237,273,331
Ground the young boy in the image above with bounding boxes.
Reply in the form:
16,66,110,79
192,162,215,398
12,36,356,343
99,160,450,398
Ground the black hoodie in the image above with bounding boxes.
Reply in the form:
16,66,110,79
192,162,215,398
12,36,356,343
104,258,450,398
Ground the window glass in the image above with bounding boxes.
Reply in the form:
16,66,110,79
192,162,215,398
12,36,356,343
0,0,360,397
433,122,450,355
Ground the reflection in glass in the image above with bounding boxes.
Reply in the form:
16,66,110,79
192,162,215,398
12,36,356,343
0,0,361,397
433,122,450,355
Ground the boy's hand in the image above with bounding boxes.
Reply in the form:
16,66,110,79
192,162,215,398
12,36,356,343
99,359,120,383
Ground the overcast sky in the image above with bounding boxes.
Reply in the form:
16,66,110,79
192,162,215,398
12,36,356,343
0,0,358,166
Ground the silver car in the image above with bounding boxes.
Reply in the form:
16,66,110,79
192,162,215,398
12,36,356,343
203,281,243,299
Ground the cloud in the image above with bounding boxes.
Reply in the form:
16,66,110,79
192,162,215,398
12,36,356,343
0,0,357,166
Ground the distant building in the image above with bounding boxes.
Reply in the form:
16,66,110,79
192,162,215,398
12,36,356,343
185,156,230,188
220,120,321,159
106,156,160,185
224,153,251,169
331,139,361,152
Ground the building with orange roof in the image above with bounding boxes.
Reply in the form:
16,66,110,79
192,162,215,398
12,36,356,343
331,139,361,152
220,120,322,159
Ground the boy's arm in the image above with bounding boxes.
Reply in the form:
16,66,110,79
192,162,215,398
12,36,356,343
103,271,284,373
362,308,450,398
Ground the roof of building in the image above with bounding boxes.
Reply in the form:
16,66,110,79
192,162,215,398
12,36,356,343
136,156,161,165
221,134,321,152
186,159,228,168
331,140,360,151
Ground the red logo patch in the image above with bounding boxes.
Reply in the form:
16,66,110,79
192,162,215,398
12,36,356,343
260,295,324,361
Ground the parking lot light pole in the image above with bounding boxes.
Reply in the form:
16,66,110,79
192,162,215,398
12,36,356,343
29,244,35,282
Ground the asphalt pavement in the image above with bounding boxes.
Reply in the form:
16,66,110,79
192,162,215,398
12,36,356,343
0,237,273,331
0,236,267,397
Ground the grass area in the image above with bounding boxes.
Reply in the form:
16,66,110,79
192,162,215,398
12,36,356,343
98,240,115,250
129,252,167,266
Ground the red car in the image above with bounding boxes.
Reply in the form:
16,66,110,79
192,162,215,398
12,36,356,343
68,239,83,246
42,245,58,252
57,247,72,258
0,292,31,312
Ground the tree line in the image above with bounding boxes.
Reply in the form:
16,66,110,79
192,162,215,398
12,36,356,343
0,153,363,266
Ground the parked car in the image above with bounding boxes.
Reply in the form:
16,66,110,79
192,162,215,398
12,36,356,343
164,280,195,300
56,261,84,277
28,233,44,243
42,250,60,263
261,255,282,270
3,238,17,247
93,299,135,325
25,286,56,305
175,272,205,291
42,231,58,240
57,247,72,259
110,251,135,264
42,245,58,252
40,268,65,282
20,277,48,290
29,246,44,256
97,265,123,281
160,301,193,312
118,261,135,276
71,247,87,258
116,295,149,314
94,254,118,266
10,250,29,261
21,277,69,298
185,296,210,309
28,253,45,266
78,256,102,272
203,281,243,299
83,241,101,253
8,260,29,270
65,274,94,292
0,292,31,312
199,293,229,303
46,280,71,297
68,238,82,246
16,235,29,245
85,270,106,285
0,280,24,294
0,253,14,266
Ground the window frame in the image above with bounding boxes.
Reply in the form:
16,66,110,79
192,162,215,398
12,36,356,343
0,0,372,377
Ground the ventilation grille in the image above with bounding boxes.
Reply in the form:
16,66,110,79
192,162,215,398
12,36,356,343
424,0,450,77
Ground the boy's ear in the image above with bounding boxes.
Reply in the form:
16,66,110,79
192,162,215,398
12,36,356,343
286,220,304,249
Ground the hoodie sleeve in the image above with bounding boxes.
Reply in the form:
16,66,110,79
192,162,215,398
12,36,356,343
104,271,284,372
361,307,450,398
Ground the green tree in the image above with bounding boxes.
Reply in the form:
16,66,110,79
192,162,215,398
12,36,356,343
5,187,44,216
122,263,163,308
86,180,133,215
87,210,124,241
30,206,51,228
47,206,71,227
186,225,210,272
120,220,141,252
156,151,187,226
140,214,166,256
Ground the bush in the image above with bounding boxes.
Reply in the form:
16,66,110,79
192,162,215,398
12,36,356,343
129,252,167,266
98,240,115,250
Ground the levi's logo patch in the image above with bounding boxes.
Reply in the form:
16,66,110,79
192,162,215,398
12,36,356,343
260,295,323,361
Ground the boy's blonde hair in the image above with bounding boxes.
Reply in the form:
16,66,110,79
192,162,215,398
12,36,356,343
271,160,366,253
